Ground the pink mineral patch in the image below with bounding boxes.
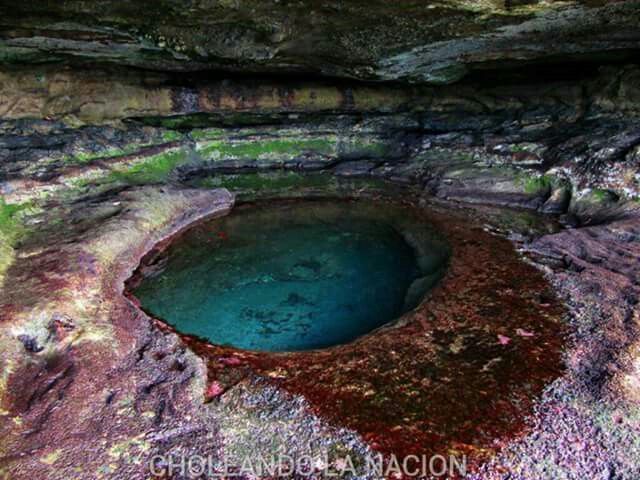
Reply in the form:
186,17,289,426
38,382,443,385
206,381,225,399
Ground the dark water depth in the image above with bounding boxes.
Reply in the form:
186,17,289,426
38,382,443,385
133,201,448,351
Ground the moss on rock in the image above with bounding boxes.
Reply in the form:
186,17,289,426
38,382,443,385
0,200,32,284
107,148,190,185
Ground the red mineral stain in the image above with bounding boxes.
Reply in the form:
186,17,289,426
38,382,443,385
127,201,567,476
205,381,225,400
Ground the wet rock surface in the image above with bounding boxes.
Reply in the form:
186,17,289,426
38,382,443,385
472,217,640,479
0,172,637,479
1,65,640,216
0,180,567,479
0,187,235,479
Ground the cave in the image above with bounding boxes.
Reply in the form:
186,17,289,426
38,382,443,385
1,2,639,479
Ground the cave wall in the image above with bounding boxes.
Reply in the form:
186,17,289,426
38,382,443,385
1,64,639,225
2,0,640,222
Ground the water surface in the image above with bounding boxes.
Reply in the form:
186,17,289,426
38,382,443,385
133,201,446,351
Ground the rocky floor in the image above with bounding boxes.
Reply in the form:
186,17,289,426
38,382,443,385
0,173,638,479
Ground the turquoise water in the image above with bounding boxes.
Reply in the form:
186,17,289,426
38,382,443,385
133,201,440,351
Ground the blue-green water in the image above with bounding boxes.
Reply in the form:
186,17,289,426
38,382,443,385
133,201,438,351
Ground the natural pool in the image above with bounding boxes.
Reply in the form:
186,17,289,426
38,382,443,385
131,200,449,351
